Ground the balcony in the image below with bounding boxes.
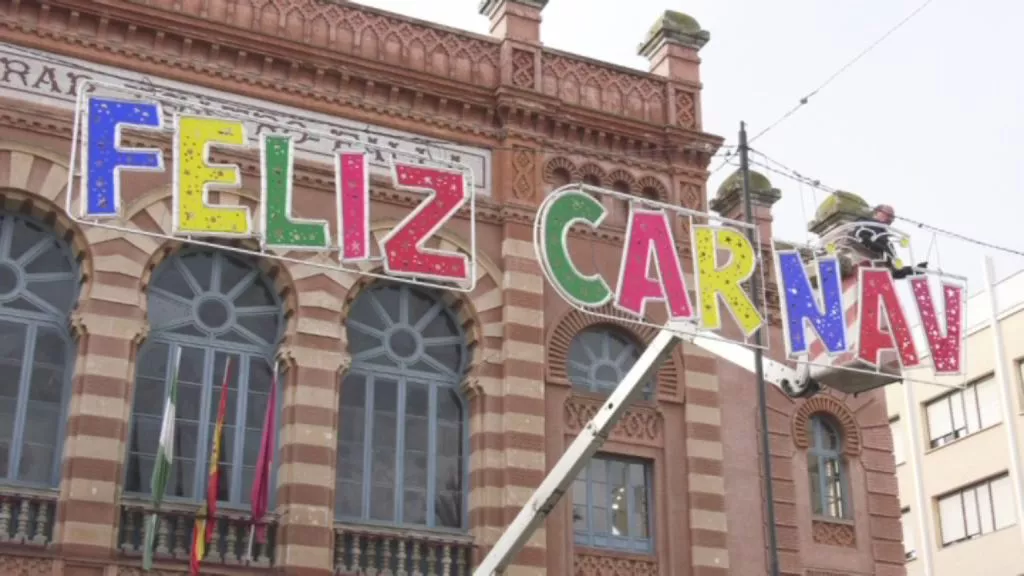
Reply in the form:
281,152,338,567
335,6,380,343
333,523,475,575
0,488,56,546
118,500,276,569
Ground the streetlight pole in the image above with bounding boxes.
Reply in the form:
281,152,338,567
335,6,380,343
739,121,781,576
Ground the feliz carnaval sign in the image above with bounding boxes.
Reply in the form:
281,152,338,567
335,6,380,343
67,86,965,375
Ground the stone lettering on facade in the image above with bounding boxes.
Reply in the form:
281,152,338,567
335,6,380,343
0,46,492,196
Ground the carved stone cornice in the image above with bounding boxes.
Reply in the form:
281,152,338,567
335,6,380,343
0,0,723,169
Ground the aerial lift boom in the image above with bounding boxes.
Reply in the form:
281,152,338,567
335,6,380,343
471,319,825,576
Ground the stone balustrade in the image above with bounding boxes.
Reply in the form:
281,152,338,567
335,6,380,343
333,523,475,575
118,500,276,568
0,488,56,546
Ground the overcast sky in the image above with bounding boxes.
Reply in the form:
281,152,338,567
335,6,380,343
353,0,1024,297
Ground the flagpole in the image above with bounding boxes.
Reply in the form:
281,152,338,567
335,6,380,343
982,256,1024,545
248,359,281,563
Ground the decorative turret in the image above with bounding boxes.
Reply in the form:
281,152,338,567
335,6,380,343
808,190,870,237
638,10,709,82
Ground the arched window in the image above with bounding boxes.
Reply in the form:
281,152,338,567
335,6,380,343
337,282,468,530
567,326,652,399
808,414,850,519
0,213,78,486
125,249,283,505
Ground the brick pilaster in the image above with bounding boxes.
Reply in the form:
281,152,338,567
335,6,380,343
273,261,348,576
56,231,153,560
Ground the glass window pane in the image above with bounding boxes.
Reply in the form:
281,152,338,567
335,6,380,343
902,510,916,556
963,487,980,537
369,379,398,522
991,476,1016,530
808,455,823,515
975,378,1002,429
927,398,953,443
939,493,966,544
963,388,981,434
950,392,967,433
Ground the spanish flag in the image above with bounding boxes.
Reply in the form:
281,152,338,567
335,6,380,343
190,357,232,575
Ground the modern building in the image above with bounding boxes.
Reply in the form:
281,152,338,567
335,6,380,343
0,1,906,575
888,268,1024,576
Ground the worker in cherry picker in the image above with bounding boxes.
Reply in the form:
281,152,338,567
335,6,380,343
851,203,928,280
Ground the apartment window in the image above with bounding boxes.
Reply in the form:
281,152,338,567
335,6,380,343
925,377,1000,448
572,454,653,553
938,474,1016,546
808,415,851,520
890,417,906,465
902,507,917,561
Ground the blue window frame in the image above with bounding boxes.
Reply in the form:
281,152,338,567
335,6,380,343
567,326,653,399
337,282,469,531
572,454,653,553
808,414,851,519
125,249,283,506
0,213,78,487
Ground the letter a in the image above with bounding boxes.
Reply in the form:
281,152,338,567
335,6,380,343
776,251,848,356
856,268,919,367
909,276,964,374
614,209,693,319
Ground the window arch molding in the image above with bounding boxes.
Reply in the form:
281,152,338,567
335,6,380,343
792,396,862,457
124,246,287,506
545,304,684,401
337,233,500,392
336,279,472,531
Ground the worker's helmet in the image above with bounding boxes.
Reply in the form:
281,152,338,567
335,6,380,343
873,204,896,221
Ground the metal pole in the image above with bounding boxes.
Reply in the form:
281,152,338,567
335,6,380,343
900,370,935,575
739,122,780,576
982,256,1024,544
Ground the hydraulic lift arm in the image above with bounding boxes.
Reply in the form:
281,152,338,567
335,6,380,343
472,320,817,576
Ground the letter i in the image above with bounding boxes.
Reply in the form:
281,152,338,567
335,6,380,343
335,152,370,261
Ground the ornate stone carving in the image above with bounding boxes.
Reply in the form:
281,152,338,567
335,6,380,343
541,53,666,123
511,48,535,89
565,395,662,445
812,519,857,548
511,149,536,200
172,0,502,86
792,394,862,456
679,182,702,209
0,556,57,576
675,89,696,128
573,550,658,576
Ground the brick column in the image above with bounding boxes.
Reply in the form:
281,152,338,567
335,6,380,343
56,233,150,567
273,263,347,576
491,217,547,575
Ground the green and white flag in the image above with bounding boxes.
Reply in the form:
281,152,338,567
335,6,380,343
142,347,182,571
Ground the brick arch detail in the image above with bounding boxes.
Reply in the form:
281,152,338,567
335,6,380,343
0,142,95,294
792,395,862,456
578,163,607,186
542,156,581,183
607,169,636,192
637,175,669,202
545,303,684,400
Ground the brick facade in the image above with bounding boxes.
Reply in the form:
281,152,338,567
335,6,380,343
0,1,903,575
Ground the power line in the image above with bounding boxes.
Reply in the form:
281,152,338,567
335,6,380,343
747,0,939,146
745,149,1024,259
